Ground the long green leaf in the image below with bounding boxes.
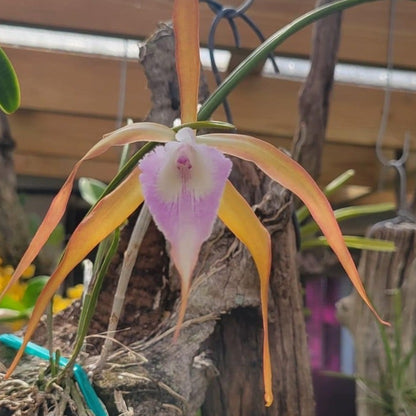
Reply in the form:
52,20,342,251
301,235,396,251
301,203,395,237
0,48,20,114
296,169,356,223
65,228,120,372
325,169,356,196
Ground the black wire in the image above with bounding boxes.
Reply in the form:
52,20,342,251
240,14,279,74
207,9,234,122
200,0,279,123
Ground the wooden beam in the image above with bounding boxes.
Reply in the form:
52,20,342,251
1,1,415,68
8,109,404,190
9,110,119,162
14,153,119,182
208,73,416,151
266,135,394,188
9,111,121,181
3,47,150,119
4,47,416,153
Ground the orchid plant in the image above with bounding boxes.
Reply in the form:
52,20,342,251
1,0,389,407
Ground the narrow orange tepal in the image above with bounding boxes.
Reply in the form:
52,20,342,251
218,180,273,406
0,167,79,302
173,281,191,342
199,133,389,328
5,168,145,378
173,0,200,123
0,123,174,305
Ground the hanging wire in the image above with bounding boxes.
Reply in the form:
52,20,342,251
375,0,413,219
200,0,279,123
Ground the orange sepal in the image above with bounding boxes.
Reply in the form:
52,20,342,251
173,0,200,123
198,133,389,327
5,168,144,377
218,180,273,406
0,123,174,302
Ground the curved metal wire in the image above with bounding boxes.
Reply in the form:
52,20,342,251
375,0,413,219
200,0,279,123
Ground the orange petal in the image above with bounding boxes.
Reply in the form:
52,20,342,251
198,133,388,326
218,180,273,406
5,168,144,378
0,123,174,301
173,0,200,123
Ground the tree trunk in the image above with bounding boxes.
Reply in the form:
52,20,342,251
292,0,342,180
91,24,314,415
202,181,314,416
0,113,31,267
337,219,416,416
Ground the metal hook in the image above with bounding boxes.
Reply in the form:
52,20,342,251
374,0,413,219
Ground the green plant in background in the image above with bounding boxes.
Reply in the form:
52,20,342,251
28,216,66,249
0,262,42,330
0,260,82,331
0,48,20,114
359,291,416,415
78,177,107,207
296,169,396,253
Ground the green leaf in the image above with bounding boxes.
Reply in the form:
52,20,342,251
300,202,395,237
21,275,49,308
47,223,65,247
28,214,65,247
0,48,20,114
173,120,235,132
66,228,120,371
324,169,356,197
0,294,26,312
296,169,356,223
78,177,107,206
301,235,396,251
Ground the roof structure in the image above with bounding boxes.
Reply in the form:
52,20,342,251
1,0,415,203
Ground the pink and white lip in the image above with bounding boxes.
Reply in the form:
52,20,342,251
139,127,232,290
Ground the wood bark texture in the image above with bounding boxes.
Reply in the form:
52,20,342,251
0,113,31,266
91,24,314,416
292,0,342,180
337,219,416,416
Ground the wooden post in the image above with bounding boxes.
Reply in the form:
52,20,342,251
337,219,416,416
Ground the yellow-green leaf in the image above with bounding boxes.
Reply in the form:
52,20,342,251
300,202,395,237
296,169,355,223
301,235,396,252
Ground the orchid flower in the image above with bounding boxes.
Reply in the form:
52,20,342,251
1,0,388,407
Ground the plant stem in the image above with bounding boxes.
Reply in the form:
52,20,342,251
64,229,120,372
95,204,152,369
